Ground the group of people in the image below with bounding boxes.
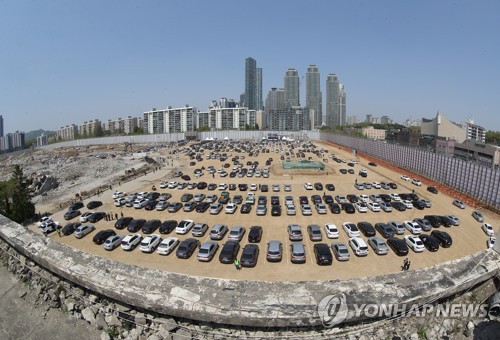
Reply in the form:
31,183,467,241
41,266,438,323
104,212,119,221
402,258,411,271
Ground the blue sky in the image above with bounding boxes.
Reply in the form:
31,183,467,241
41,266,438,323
1,0,499,133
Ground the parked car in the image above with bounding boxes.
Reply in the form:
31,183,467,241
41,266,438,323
375,223,396,239
69,202,84,211
167,202,183,213
329,203,341,214
368,237,389,255
210,224,228,240
92,229,116,245
313,243,333,265
103,235,125,251
288,242,306,264
248,226,263,243
404,221,422,235
86,201,103,209
427,186,439,194
228,226,246,241
191,223,209,237
487,237,496,249
472,211,484,222
342,203,355,214
120,234,142,251
240,203,252,214
307,224,323,241
453,199,465,209
195,202,210,212
387,237,409,256
74,224,95,239
127,219,146,233
175,220,195,234
367,202,381,212
424,215,443,228
219,241,240,264
79,211,94,223
419,234,440,252
159,220,177,234
332,243,350,261
240,244,259,267
388,221,405,235
413,218,432,232
431,230,453,248
324,224,339,239
197,241,219,262
139,234,161,253
349,237,369,256
176,238,200,259
61,222,81,236
182,201,197,212
64,210,81,221
256,205,267,216
301,204,312,216
482,223,494,236
342,222,360,237
380,202,393,212
288,224,303,241
88,212,106,223
411,178,422,186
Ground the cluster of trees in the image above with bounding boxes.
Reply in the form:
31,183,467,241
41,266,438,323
486,130,500,145
0,165,36,224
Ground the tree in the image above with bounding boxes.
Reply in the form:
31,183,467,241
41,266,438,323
9,165,35,223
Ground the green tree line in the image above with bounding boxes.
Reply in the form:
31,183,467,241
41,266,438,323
0,165,36,224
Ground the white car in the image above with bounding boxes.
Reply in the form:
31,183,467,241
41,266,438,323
390,193,402,201
156,237,179,255
285,196,295,206
405,235,425,252
342,222,360,237
286,205,296,215
160,182,168,189
79,212,94,223
167,182,177,189
367,202,381,212
175,220,195,234
349,237,369,256
403,221,422,234
325,224,339,238
114,198,126,207
225,203,238,214
304,183,313,190
140,234,162,253
218,183,228,190
402,200,414,209
355,202,368,213
103,235,125,251
315,203,328,214
120,234,142,251
112,191,127,199
250,183,258,191
411,178,422,186
272,184,280,192
487,237,496,249
137,191,149,199
133,199,147,209
36,216,52,227
401,175,410,181
482,223,494,236
358,194,369,203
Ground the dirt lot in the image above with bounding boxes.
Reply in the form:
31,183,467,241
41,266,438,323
31,140,498,282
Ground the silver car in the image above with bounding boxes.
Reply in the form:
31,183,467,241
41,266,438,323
197,241,219,262
290,242,306,264
413,218,432,232
388,221,405,235
74,224,95,239
368,237,389,255
307,224,323,241
266,240,283,262
228,226,246,241
331,243,350,261
472,211,484,222
102,235,125,251
288,224,303,241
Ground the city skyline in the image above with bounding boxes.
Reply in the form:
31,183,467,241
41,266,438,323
1,1,499,132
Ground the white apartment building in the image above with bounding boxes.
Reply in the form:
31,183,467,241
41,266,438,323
143,106,196,134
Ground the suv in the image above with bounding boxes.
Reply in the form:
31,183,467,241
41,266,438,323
266,240,283,262
210,224,228,240
349,237,369,256
313,243,333,265
307,224,323,241
290,242,306,264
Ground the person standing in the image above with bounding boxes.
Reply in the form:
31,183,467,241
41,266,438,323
406,261,411,271
120,211,124,218
234,258,240,270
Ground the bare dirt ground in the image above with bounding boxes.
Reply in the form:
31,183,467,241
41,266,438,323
25,140,498,282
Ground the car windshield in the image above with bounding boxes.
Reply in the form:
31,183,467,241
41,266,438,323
199,248,209,254
360,246,368,251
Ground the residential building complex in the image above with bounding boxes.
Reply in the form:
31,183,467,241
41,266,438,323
79,119,102,137
0,131,25,152
244,57,262,110
284,68,300,108
326,74,346,126
306,65,322,128
143,106,196,134
0,115,3,137
197,106,256,130
57,124,79,141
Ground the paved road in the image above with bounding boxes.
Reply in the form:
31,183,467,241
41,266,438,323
0,265,101,340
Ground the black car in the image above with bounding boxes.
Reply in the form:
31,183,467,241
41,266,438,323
375,223,395,239
413,200,426,210
399,193,412,201
339,169,348,174
64,210,81,220
195,202,210,212
115,217,133,230
357,222,376,237
229,183,237,190
347,194,358,203
379,194,392,203
248,226,263,243
240,244,259,268
181,193,193,202
440,216,454,227
408,193,420,201
218,196,230,204
159,220,178,234
325,183,335,191
176,238,200,259
219,241,240,264
145,200,158,210
427,186,439,194
387,237,409,256
208,183,217,191
389,183,398,189
127,219,146,232
299,196,309,205
348,169,355,174
238,184,248,191
313,243,333,265
86,201,103,209
271,196,280,205
328,203,341,214
62,222,81,236
323,195,334,204
391,201,407,211
197,182,207,190
260,184,269,192
147,192,160,200
431,230,452,248
311,195,322,204
314,183,323,190
239,203,251,214
69,202,84,211
181,175,191,181
419,234,440,252
342,203,355,214
233,195,244,204
142,219,161,234
424,215,442,228
368,162,377,166
93,229,116,245
271,205,281,216
88,212,106,223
